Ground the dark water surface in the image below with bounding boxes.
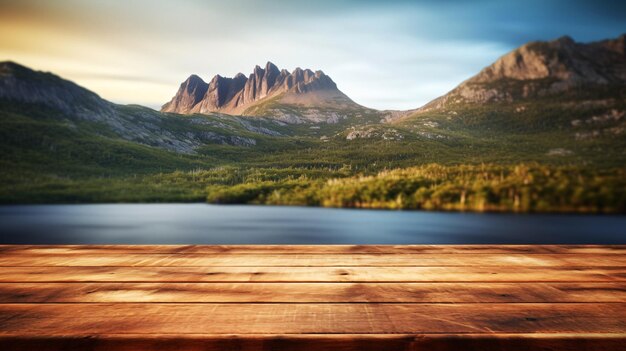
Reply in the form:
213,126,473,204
0,204,624,244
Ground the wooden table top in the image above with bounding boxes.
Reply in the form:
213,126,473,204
0,245,624,350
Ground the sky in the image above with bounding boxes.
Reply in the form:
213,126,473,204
0,0,624,110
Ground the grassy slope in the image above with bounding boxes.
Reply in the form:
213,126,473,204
0,91,624,211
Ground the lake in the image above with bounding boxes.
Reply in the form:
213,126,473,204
0,204,624,244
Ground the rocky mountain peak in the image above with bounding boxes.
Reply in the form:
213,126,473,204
482,35,624,84
182,75,208,93
185,75,208,90
162,62,352,116
185,74,204,82
419,34,626,110
209,74,222,84
161,75,209,113
265,61,279,73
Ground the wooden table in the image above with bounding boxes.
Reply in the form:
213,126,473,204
0,245,624,350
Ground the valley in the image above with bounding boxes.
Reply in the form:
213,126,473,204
0,35,624,212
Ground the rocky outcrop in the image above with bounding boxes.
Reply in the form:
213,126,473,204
161,75,209,114
419,34,626,111
472,35,625,85
161,62,358,117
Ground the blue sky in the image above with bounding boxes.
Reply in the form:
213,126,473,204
0,0,624,110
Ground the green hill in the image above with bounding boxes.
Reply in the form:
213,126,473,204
0,35,624,211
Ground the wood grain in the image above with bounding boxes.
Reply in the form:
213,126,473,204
0,245,623,350
0,303,625,334
0,282,624,303
1,253,624,267
1,266,623,282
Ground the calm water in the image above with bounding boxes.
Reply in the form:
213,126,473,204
0,204,624,244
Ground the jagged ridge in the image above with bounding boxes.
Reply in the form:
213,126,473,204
161,62,358,118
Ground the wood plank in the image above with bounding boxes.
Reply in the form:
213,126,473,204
1,253,624,267
1,245,624,350
1,333,625,351
1,266,623,282
1,244,624,255
0,282,624,303
0,303,624,334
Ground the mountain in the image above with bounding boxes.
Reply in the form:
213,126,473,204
419,34,625,111
1,36,625,206
392,35,625,164
0,61,114,117
0,61,287,155
162,61,364,123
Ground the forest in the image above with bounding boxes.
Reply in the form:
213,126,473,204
203,164,626,212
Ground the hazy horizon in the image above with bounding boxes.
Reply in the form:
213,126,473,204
1,0,624,110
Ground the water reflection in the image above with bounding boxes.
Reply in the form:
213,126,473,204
0,204,624,244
